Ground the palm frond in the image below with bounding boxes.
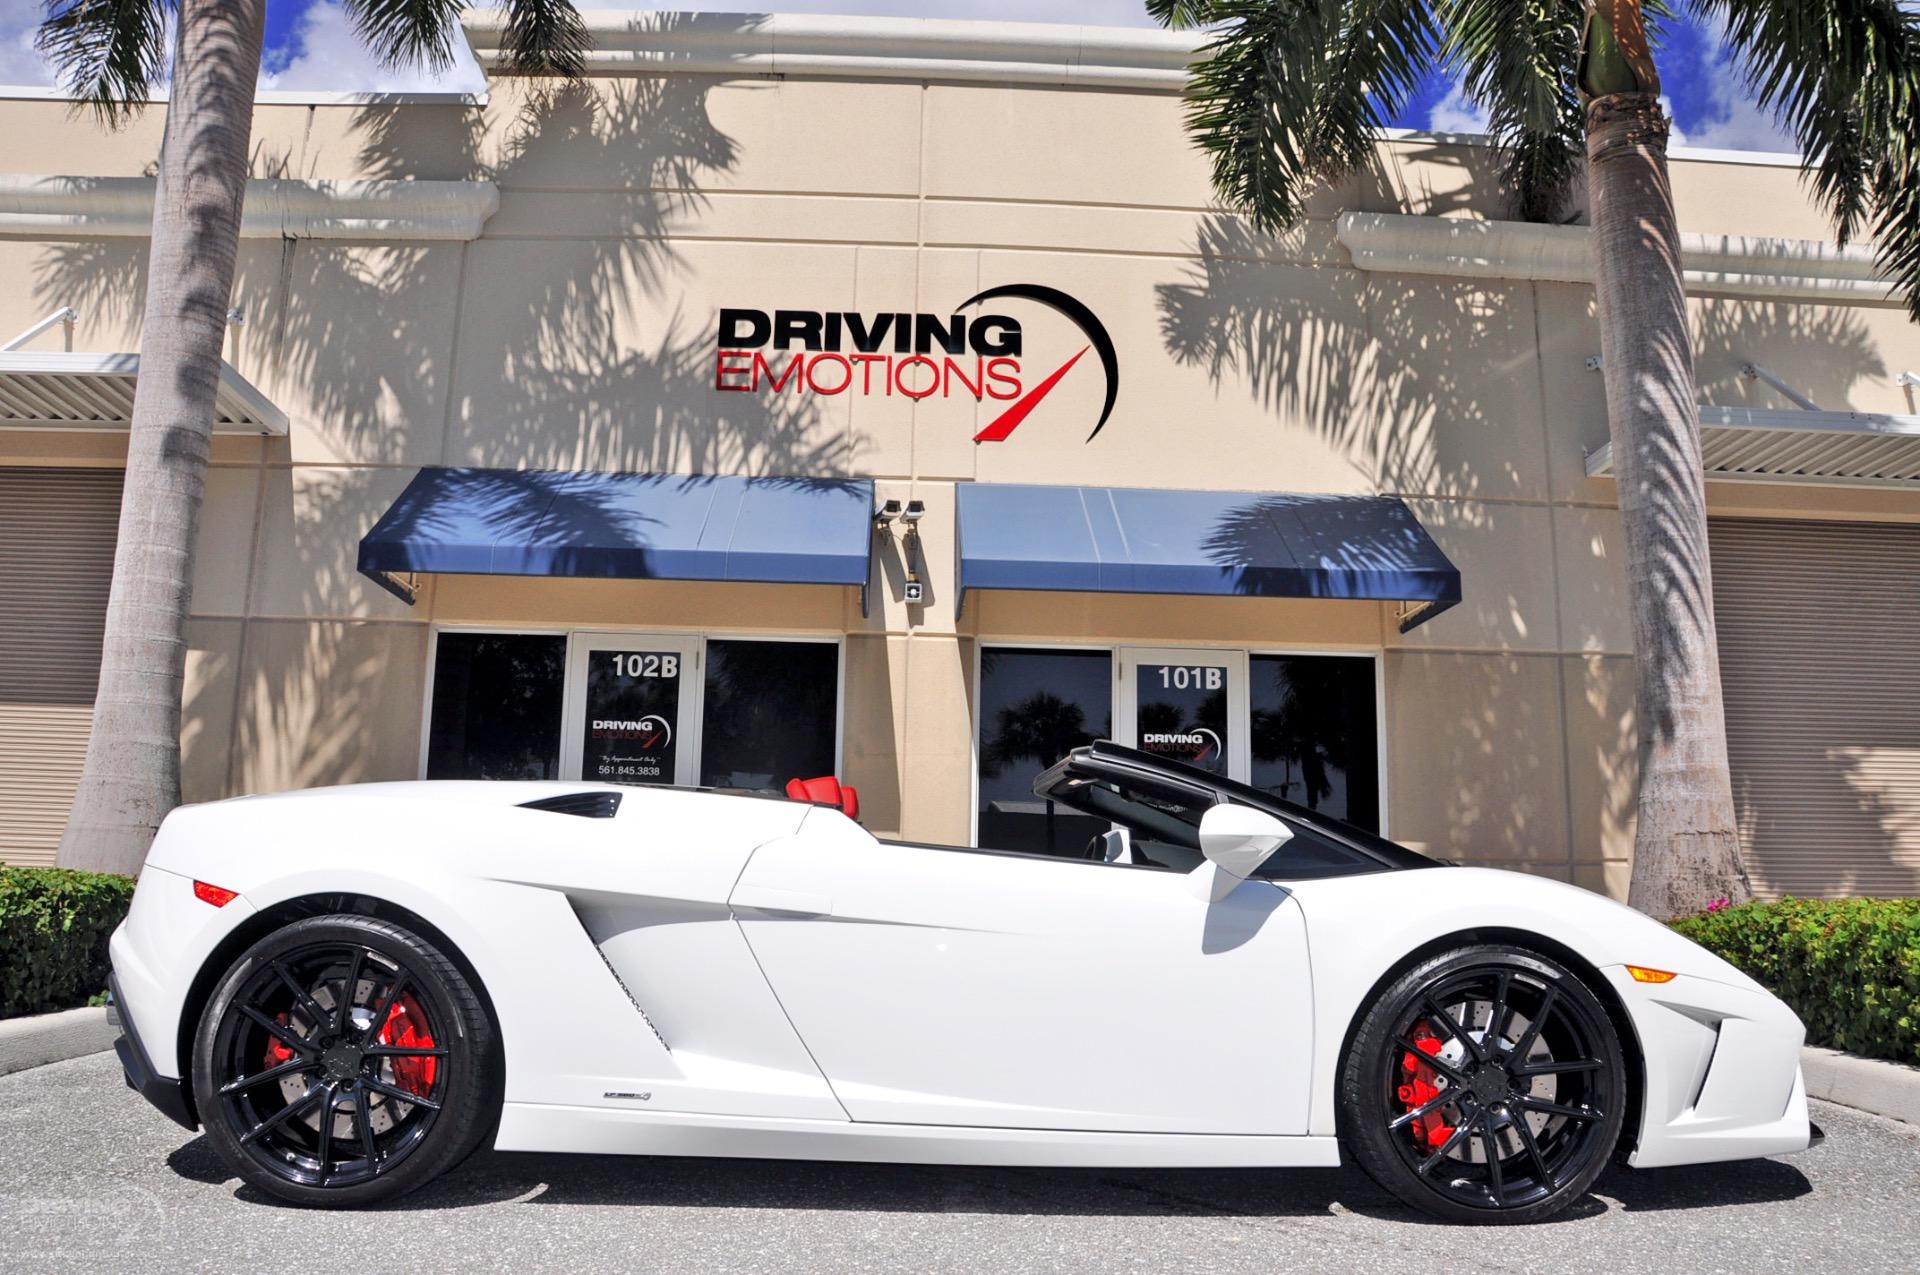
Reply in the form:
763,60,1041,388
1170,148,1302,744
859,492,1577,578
1696,0,1920,319
1437,0,1586,220
1165,1,1439,234
341,0,466,70
498,0,590,78
35,0,172,127
1145,0,1220,26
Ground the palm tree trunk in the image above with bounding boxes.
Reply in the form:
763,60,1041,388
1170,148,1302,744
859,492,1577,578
1584,85,1753,919
56,0,265,875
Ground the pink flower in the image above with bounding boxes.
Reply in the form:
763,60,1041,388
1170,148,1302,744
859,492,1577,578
1705,897,1731,914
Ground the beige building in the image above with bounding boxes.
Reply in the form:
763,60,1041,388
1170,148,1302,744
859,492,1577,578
2,12,1917,898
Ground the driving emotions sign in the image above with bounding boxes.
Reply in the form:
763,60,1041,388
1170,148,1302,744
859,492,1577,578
712,284,1119,443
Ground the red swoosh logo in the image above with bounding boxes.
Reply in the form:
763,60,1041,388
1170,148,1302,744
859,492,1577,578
973,345,1088,443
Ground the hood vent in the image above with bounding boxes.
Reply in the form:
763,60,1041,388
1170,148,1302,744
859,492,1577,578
519,791,623,819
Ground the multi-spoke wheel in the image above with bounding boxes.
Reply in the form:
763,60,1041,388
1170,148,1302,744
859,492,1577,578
1339,944,1626,1224
192,915,499,1207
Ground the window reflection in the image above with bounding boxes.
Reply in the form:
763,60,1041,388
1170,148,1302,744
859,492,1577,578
977,647,1111,854
426,633,565,780
701,639,838,790
1249,654,1379,831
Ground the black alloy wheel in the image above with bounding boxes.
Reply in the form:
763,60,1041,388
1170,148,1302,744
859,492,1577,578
192,915,499,1207
1339,945,1626,1224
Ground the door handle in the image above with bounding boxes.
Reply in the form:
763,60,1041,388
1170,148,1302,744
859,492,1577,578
730,885,833,918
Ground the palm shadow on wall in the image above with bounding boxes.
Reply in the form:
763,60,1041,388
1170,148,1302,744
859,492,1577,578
1157,196,1902,879
32,14,859,796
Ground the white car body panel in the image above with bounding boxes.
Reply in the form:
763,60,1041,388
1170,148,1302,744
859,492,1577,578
109,776,1813,1173
732,809,1312,1133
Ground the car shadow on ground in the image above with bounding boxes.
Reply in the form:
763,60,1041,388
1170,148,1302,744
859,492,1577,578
164,1136,1812,1219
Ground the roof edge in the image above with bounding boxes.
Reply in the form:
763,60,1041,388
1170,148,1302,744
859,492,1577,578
461,10,1203,91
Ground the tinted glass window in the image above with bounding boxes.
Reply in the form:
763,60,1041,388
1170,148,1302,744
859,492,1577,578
1134,659,1231,775
701,639,838,789
582,648,685,785
427,633,565,779
1249,654,1380,832
978,647,1111,855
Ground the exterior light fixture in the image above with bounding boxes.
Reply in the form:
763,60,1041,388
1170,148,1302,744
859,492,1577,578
901,501,926,604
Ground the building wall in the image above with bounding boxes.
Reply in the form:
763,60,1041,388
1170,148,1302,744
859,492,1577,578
1,67,1915,892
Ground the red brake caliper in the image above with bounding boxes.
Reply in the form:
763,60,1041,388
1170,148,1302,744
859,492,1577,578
1398,1021,1454,1151
263,1012,295,1068
378,992,438,1097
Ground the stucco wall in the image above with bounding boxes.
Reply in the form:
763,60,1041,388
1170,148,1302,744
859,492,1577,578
2,63,1915,890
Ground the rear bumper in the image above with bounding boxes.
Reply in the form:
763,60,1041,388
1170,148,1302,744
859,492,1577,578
108,971,196,1131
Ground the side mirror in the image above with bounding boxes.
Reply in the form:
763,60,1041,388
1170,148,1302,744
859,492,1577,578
1193,804,1293,901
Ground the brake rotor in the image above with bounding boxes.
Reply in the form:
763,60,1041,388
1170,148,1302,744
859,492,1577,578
263,974,434,1140
1401,997,1559,1164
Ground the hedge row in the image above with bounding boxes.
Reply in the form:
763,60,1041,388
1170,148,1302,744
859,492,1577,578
1672,897,1920,1065
0,867,136,1019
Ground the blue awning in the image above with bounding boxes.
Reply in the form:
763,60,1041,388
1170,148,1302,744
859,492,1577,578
358,468,874,609
954,484,1461,632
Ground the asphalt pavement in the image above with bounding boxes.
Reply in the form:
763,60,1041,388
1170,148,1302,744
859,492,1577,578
2,1051,1915,1274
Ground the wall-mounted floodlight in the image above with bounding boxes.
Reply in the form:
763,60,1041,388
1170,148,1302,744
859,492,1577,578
900,501,927,604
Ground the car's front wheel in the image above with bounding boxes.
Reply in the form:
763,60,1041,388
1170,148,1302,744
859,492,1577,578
191,914,498,1207
1339,944,1626,1224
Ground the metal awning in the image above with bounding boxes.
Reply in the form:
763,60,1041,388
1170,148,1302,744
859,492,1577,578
0,350,287,435
357,467,875,608
954,483,1462,631
1586,405,1920,488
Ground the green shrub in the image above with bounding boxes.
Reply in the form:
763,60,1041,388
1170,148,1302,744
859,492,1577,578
1672,897,1920,1065
0,867,136,1019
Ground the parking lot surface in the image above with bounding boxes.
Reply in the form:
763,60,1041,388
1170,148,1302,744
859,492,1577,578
2,1052,1915,1273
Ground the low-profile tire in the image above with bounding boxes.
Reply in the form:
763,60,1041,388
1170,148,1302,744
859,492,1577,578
1339,943,1626,1225
191,914,499,1207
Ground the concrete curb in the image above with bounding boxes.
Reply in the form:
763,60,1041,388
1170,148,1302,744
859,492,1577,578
1804,1046,1920,1127
0,1005,115,1077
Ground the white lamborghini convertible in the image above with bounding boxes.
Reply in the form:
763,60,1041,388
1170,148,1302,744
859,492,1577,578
108,741,1817,1222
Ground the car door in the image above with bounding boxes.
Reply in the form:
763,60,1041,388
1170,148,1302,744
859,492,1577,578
730,766,1315,1135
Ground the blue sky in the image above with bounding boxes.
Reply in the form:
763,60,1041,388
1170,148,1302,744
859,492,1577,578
0,1,1793,153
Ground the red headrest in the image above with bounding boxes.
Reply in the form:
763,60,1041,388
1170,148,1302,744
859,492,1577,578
785,775,859,820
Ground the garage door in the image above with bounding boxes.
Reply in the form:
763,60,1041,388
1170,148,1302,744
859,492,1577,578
0,467,122,866
1710,518,1920,899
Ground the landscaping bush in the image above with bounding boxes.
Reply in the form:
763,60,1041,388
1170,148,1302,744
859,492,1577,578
0,867,136,1019
1672,897,1920,1065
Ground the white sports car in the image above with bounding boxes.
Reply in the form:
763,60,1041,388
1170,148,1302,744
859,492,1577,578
108,741,1817,1222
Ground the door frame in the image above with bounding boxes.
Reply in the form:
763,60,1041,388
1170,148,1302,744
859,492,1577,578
560,631,703,785
1117,646,1251,782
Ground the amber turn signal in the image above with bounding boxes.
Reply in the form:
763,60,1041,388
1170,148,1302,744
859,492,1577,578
193,880,239,908
1625,965,1677,984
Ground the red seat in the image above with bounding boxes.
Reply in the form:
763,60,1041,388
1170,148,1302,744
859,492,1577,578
785,775,859,821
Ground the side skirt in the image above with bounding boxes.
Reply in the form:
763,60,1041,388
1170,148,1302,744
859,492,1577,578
494,1103,1343,1168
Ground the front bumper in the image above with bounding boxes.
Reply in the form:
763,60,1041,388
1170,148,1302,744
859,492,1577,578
108,971,197,1131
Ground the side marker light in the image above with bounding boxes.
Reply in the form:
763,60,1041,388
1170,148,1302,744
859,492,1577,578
193,880,239,908
1625,965,1677,984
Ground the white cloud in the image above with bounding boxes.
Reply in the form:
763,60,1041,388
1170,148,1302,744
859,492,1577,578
260,2,486,94
1673,29,1796,154
1427,81,1490,137
0,9,57,87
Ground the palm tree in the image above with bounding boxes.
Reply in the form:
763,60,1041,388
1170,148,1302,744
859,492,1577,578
36,1,589,875
1150,1,1920,918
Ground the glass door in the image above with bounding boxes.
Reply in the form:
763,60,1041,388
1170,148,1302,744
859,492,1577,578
561,634,701,786
1118,647,1249,782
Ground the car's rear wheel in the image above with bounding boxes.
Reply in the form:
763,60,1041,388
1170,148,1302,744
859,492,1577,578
191,914,498,1207
1339,944,1625,1224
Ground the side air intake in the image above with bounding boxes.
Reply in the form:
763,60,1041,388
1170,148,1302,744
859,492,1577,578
519,791,623,819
